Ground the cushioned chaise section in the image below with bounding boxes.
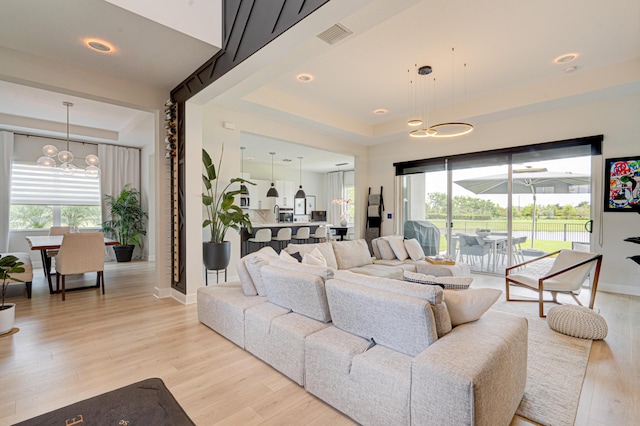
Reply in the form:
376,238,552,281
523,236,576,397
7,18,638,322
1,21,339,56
197,283,267,348
261,265,331,322
411,310,528,426
305,326,413,426
245,303,329,385
347,264,404,279
326,279,438,357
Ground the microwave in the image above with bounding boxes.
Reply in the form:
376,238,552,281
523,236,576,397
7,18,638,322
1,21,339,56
240,196,250,209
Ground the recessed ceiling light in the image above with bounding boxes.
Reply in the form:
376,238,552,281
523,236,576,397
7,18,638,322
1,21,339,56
297,73,314,82
564,66,578,73
554,53,578,64
373,109,388,115
85,38,115,53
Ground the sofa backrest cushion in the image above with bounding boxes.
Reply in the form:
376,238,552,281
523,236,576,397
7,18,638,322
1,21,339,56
286,242,338,269
376,238,396,260
326,279,439,356
334,270,442,304
331,239,373,270
261,265,331,322
269,258,335,281
239,247,279,296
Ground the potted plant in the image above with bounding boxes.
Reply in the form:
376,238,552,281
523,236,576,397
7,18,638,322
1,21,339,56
202,145,254,271
1,254,25,335
101,184,148,262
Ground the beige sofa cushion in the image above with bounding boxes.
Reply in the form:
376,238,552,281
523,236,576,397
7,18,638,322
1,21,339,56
387,236,409,261
404,238,425,261
376,238,396,260
443,288,501,326
331,239,372,270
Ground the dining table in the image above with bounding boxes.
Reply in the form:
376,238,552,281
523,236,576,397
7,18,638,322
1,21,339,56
25,235,118,294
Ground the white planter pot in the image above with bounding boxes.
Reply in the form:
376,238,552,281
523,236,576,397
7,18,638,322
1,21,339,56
0,303,16,335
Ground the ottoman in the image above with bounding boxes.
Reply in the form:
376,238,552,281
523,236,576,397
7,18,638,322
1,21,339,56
547,305,608,340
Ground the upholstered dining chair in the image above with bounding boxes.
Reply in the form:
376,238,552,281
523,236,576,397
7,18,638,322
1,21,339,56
45,226,71,275
505,249,603,317
54,232,105,301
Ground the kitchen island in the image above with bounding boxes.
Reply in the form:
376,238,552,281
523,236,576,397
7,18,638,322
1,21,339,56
241,222,331,256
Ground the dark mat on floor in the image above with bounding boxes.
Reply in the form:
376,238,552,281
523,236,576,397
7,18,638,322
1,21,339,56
13,378,194,426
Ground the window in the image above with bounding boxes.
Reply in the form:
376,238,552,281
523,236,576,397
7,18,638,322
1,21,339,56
10,163,102,229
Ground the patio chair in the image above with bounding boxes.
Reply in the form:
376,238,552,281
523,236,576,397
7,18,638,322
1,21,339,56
457,234,491,270
505,249,602,317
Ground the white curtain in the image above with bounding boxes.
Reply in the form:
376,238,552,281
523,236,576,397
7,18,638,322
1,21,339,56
0,131,13,252
98,144,141,259
327,171,344,226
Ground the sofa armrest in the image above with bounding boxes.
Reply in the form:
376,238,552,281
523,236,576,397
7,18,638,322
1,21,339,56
411,310,527,426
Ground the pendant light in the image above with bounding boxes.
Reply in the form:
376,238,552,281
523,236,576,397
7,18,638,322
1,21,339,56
266,152,279,198
37,101,100,176
428,48,473,138
239,146,248,194
295,156,306,199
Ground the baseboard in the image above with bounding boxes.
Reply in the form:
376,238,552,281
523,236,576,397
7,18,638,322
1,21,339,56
598,281,640,297
170,288,197,305
153,286,172,299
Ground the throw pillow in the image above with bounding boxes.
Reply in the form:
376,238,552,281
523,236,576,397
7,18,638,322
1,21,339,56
387,236,409,261
257,246,279,258
376,238,396,260
235,257,258,296
279,250,299,263
443,288,501,326
286,242,338,269
302,247,327,267
331,239,373,269
403,271,473,290
244,253,271,296
404,238,425,261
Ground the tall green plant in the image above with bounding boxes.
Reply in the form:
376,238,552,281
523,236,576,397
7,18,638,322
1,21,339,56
101,184,148,247
202,146,254,243
1,254,25,309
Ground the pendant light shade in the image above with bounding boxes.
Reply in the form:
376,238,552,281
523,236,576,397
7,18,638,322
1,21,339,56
240,146,248,195
266,152,279,198
295,156,306,199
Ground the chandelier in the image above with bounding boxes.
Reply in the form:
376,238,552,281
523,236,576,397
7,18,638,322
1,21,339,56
37,101,100,176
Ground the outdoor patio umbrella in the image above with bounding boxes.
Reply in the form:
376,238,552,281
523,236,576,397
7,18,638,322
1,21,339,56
453,169,590,247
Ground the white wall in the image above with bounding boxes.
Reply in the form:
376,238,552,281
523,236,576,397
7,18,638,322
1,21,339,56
368,92,640,295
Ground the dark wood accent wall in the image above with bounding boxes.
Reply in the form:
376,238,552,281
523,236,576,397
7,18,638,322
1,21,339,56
169,0,329,293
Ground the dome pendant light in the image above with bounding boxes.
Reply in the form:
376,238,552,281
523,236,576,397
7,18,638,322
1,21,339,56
266,152,279,198
239,146,248,195
295,156,306,199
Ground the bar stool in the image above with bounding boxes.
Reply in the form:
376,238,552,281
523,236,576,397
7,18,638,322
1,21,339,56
273,228,292,252
291,227,310,244
247,229,272,252
310,225,328,243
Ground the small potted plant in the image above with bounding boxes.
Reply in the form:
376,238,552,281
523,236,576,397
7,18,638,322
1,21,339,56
1,254,25,335
202,145,254,271
101,184,148,262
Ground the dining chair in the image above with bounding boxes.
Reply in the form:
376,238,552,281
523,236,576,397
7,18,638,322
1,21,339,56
505,249,603,317
45,226,71,276
457,234,491,269
54,232,105,301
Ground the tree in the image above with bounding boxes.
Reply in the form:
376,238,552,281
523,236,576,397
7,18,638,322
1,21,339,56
9,205,52,229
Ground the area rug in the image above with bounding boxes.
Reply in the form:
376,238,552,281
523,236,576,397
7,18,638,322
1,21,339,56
14,378,194,426
492,302,592,426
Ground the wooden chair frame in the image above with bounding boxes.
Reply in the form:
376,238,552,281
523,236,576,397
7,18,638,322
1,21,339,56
505,250,603,317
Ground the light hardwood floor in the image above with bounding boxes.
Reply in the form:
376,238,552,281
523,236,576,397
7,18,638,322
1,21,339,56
0,262,637,425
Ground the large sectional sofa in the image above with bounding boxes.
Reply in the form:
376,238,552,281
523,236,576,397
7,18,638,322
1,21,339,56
197,239,528,425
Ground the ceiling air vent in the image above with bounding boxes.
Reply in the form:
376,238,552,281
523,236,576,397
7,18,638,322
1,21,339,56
317,23,353,45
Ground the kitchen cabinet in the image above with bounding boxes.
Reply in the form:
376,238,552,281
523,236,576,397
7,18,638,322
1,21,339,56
276,180,295,208
248,180,273,210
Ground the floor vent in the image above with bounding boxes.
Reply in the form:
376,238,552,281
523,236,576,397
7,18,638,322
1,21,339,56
316,23,353,45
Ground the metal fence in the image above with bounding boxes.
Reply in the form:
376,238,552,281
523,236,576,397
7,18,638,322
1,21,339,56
451,220,590,243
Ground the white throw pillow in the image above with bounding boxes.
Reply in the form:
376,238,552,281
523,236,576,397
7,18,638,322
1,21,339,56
331,239,373,269
244,253,272,296
236,258,258,296
404,238,425,261
376,239,396,260
387,236,409,261
443,288,502,326
302,247,327,267
279,250,299,263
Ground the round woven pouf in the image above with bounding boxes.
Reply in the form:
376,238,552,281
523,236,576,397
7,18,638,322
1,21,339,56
547,305,608,340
